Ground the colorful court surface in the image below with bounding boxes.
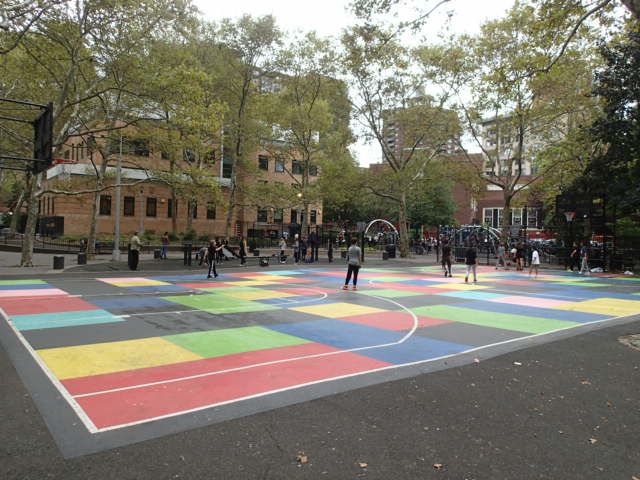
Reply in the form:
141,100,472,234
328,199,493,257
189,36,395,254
0,267,639,457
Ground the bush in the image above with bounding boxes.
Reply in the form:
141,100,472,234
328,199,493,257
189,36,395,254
182,228,196,241
198,234,210,242
168,232,179,241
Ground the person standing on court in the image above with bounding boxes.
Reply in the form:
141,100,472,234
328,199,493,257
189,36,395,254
279,237,287,263
464,243,478,283
495,242,507,269
529,246,541,278
207,240,222,278
293,234,300,264
343,238,362,290
129,231,141,271
161,231,169,259
441,240,452,277
579,242,590,275
239,236,247,266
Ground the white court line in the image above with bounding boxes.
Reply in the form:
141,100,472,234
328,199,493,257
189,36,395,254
73,291,417,399
0,307,99,434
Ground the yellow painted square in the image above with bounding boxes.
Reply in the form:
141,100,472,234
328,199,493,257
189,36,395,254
224,289,295,301
37,337,202,380
430,283,489,291
555,298,640,317
290,302,386,318
115,279,171,287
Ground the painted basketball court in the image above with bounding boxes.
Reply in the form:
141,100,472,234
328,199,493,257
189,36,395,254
1,265,639,457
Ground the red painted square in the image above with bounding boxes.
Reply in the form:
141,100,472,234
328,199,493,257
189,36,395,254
0,296,98,316
64,343,340,396
341,311,452,331
75,350,391,429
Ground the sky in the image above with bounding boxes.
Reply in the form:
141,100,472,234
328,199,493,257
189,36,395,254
193,0,515,165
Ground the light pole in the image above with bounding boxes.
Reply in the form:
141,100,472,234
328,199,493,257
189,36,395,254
112,134,122,261
139,186,145,235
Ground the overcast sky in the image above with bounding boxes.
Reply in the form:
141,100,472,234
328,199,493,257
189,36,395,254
193,0,515,165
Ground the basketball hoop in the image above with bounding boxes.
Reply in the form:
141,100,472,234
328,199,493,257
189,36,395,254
564,211,576,222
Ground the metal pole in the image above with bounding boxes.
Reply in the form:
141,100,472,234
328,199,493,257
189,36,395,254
112,135,122,261
139,187,144,234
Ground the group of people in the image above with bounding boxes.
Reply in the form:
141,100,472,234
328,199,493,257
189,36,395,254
568,242,590,275
440,240,542,281
291,233,320,264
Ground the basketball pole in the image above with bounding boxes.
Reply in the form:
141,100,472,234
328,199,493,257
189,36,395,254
112,134,122,262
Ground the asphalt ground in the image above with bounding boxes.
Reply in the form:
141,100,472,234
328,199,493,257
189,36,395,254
1,262,640,479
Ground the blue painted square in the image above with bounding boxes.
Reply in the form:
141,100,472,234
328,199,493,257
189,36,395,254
0,284,53,291
91,296,174,311
268,319,403,349
258,295,327,306
262,270,306,276
395,279,441,286
150,274,205,282
438,291,507,301
11,309,124,331
356,335,471,364
457,300,608,323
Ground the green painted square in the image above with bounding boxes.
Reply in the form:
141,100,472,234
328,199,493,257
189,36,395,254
162,293,279,314
364,269,405,273
0,279,47,285
557,281,610,287
358,289,424,298
369,276,416,282
166,326,309,357
411,305,579,334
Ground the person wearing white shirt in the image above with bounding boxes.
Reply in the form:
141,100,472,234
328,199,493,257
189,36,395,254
529,247,541,278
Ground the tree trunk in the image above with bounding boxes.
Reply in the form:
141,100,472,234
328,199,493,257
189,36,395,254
502,191,513,244
86,190,100,258
20,173,41,267
187,198,194,231
9,189,25,233
225,170,237,239
398,192,409,258
171,191,177,234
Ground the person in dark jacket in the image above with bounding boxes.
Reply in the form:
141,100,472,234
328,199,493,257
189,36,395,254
207,240,222,278
441,241,452,277
464,244,478,283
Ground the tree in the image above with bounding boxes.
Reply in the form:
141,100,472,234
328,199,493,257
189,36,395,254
341,23,460,257
0,0,197,265
425,1,600,241
209,15,282,239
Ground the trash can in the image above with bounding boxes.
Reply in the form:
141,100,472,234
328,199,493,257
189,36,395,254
259,257,269,267
53,256,64,269
382,251,389,260
386,244,396,259
153,249,161,259
77,252,87,265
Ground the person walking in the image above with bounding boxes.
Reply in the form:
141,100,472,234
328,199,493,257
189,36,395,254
569,242,579,271
579,242,590,275
343,238,362,290
161,232,169,259
496,242,508,270
441,241,452,277
129,231,141,271
293,234,300,264
279,237,287,264
239,236,247,266
328,237,334,263
207,240,222,278
529,246,540,278
464,243,478,283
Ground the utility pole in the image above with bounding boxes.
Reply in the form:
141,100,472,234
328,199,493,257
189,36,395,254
112,135,122,261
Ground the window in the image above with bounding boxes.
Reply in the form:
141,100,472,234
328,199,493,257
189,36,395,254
483,207,503,229
191,201,197,219
309,165,318,176
292,160,303,175
124,196,135,216
310,210,317,224
527,208,538,228
275,158,285,173
207,203,216,220
257,208,268,223
511,208,522,226
183,149,195,162
222,157,233,178
290,209,297,224
167,198,177,218
130,139,149,157
146,197,157,217
273,208,283,222
258,155,269,171
99,195,112,216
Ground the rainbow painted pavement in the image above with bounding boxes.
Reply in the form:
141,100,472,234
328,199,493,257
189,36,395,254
1,267,639,449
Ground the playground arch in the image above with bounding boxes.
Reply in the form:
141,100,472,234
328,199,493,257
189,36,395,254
364,219,399,237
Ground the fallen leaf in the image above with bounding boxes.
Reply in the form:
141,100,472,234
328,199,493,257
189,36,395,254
631,475,639,480
433,463,444,470
589,438,598,444
296,452,308,464
473,358,480,363
513,362,522,366
358,462,368,469
581,380,591,385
